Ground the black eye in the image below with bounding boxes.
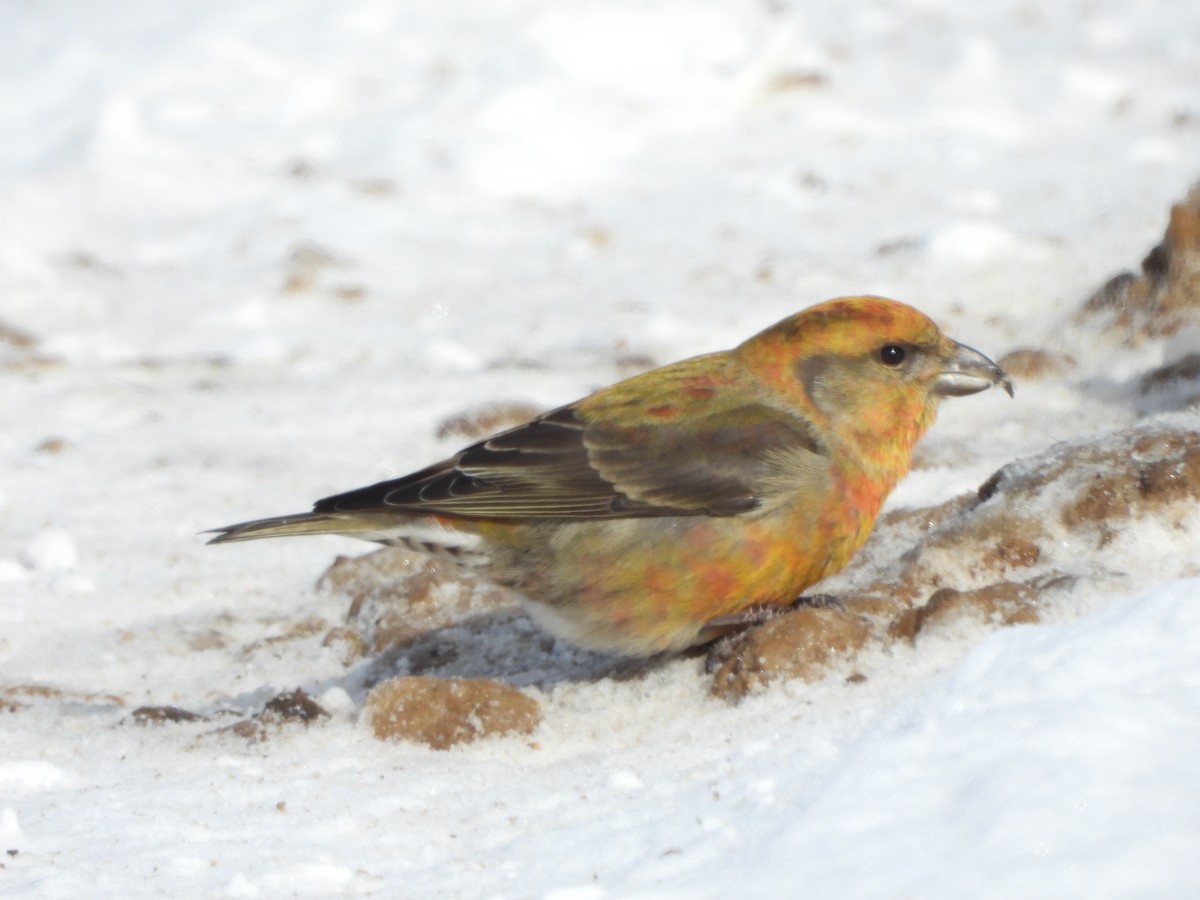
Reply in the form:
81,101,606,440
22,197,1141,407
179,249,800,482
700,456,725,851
878,344,906,366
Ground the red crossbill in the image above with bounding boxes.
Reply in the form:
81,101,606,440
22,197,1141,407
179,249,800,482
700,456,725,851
209,296,1011,656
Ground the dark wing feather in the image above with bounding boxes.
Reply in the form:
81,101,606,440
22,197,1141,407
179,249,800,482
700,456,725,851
582,406,823,515
313,400,826,521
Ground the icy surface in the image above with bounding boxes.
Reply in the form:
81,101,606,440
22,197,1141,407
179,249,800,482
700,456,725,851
3,0,1200,896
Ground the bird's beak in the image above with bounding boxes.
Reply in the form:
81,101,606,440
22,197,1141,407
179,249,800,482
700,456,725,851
934,341,1014,398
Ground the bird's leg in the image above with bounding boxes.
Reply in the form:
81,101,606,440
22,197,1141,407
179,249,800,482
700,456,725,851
701,593,846,634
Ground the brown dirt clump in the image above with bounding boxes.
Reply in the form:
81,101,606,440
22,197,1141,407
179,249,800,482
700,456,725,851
710,608,872,702
260,689,329,725
364,676,541,749
887,581,1041,643
1059,428,1200,545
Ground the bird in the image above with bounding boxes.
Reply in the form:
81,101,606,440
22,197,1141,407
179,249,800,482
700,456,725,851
208,296,1012,657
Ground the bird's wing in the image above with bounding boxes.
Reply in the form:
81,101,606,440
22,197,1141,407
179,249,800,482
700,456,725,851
314,361,828,521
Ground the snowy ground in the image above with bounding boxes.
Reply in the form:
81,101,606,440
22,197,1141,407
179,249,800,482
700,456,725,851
3,0,1200,896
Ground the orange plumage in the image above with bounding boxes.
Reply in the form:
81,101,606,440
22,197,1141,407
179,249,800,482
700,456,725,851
209,296,1011,656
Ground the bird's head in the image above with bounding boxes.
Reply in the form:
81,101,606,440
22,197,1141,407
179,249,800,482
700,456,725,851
734,295,1012,471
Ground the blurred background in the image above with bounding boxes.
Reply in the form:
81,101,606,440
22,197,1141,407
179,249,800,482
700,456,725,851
4,0,1195,376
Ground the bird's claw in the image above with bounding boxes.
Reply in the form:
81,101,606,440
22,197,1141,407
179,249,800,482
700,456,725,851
700,594,847,672
789,592,847,612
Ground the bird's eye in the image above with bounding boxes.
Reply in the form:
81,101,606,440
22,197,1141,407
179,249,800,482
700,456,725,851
878,344,906,367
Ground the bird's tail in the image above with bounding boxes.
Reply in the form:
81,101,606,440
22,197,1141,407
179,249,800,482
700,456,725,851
205,512,361,544
205,511,490,567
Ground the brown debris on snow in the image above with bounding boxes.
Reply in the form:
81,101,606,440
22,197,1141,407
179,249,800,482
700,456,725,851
1138,353,1200,410
364,676,541,749
435,401,544,442
1058,427,1200,543
130,705,208,725
1140,353,1200,393
242,615,330,654
281,240,344,295
872,422,1198,594
1079,182,1200,341
996,347,1075,380
261,688,329,725
197,689,331,745
318,549,512,655
886,581,1042,643
322,625,368,664
1,683,124,710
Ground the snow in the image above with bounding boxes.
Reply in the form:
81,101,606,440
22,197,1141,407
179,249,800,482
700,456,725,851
3,0,1200,896
684,582,1200,898
18,529,77,574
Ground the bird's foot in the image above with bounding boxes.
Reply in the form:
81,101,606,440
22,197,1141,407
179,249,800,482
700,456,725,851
789,592,847,612
699,604,791,673
699,594,846,673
